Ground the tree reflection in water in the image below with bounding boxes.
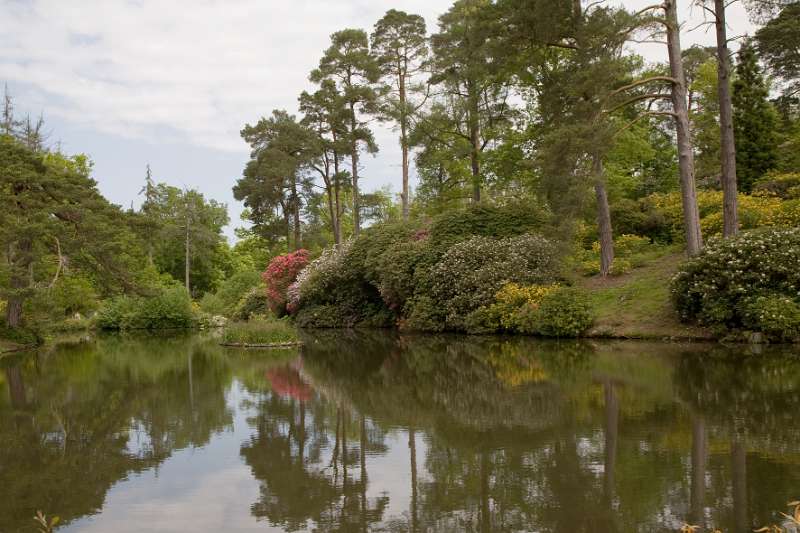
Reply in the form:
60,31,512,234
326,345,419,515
1,331,799,532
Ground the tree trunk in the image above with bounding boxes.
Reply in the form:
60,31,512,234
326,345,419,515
594,155,615,277
325,178,340,245
731,436,748,533
690,414,707,526
603,382,618,501
665,0,704,256
350,103,361,236
291,178,301,251
714,0,739,238
400,72,410,220
468,86,482,203
409,427,418,533
332,140,343,243
184,220,191,294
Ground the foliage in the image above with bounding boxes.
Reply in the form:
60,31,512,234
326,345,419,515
199,270,262,317
740,294,800,342
754,2,800,100
222,318,298,345
95,286,195,330
579,234,653,276
428,202,549,248
263,249,310,316
753,172,800,199
733,40,780,192
422,233,560,330
487,282,558,331
671,228,800,336
233,287,269,321
519,287,594,337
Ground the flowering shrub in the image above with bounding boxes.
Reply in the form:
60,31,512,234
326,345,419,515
753,172,800,199
490,283,558,330
647,190,800,239
671,227,800,336
518,287,594,337
262,249,310,316
578,234,651,276
740,294,800,342
423,234,560,330
376,239,437,310
233,287,269,321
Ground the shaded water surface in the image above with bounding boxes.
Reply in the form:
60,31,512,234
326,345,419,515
1,331,798,532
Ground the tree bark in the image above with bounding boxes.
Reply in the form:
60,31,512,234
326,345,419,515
603,382,619,501
332,138,343,243
731,436,748,533
184,219,191,294
409,426,418,533
714,0,739,237
468,81,482,203
594,155,615,277
690,414,707,526
291,178,301,251
665,0,704,256
350,103,361,236
400,69,410,220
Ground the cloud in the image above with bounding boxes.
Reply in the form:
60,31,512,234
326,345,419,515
0,0,452,153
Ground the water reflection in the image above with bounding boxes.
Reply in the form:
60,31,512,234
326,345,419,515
0,331,798,532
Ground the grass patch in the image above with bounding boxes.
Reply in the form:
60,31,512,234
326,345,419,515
578,248,713,340
222,319,299,346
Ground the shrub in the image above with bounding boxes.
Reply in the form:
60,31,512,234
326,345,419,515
233,287,269,321
428,202,549,248
753,172,800,199
425,234,560,330
671,227,800,333
375,239,437,310
740,294,800,342
222,318,298,345
96,287,194,330
199,270,262,317
516,287,594,337
263,250,310,316
489,283,557,330
402,296,446,332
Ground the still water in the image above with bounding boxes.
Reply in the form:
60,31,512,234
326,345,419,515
1,331,798,532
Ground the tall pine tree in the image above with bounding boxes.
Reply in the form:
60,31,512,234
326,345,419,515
732,40,779,191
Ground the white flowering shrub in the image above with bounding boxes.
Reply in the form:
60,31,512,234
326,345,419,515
671,227,800,338
420,234,560,330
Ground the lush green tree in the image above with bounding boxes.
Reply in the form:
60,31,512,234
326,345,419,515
0,135,150,327
237,110,317,251
299,80,351,244
754,2,800,99
310,29,381,236
371,9,429,220
142,183,230,296
733,40,780,191
426,0,514,203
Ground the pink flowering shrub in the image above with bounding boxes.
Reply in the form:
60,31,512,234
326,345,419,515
262,249,311,316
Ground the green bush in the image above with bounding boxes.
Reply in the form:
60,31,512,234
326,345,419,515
428,202,549,248
526,287,594,337
200,270,262,317
672,228,800,334
222,318,298,345
424,234,560,330
403,296,446,332
233,287,269,321
96,287,195,330
740,294,800,342
376,239,437,311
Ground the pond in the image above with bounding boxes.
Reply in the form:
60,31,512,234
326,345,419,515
1,331,798,532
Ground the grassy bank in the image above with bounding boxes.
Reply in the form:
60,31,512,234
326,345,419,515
222,319,300,347
579,251,713,341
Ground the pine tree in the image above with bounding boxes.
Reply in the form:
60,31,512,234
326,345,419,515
732,40,779,192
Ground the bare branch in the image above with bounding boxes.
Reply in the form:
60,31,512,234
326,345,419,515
605,93,673,114
609,76,677,97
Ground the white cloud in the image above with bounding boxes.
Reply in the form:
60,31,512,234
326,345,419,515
0,0,453,152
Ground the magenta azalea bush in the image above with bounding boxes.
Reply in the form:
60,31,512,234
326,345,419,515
262,249,310,316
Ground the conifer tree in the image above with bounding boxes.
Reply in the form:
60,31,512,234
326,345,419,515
733,40,779,191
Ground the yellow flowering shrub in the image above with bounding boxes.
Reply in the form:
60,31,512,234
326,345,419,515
490,282,558,329
647,190,797,239
579,234,648,276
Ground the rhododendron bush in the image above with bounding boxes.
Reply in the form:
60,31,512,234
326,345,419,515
671,227,800,340
262,249,310,316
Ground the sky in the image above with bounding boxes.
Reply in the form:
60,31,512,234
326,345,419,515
0,0,754,240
